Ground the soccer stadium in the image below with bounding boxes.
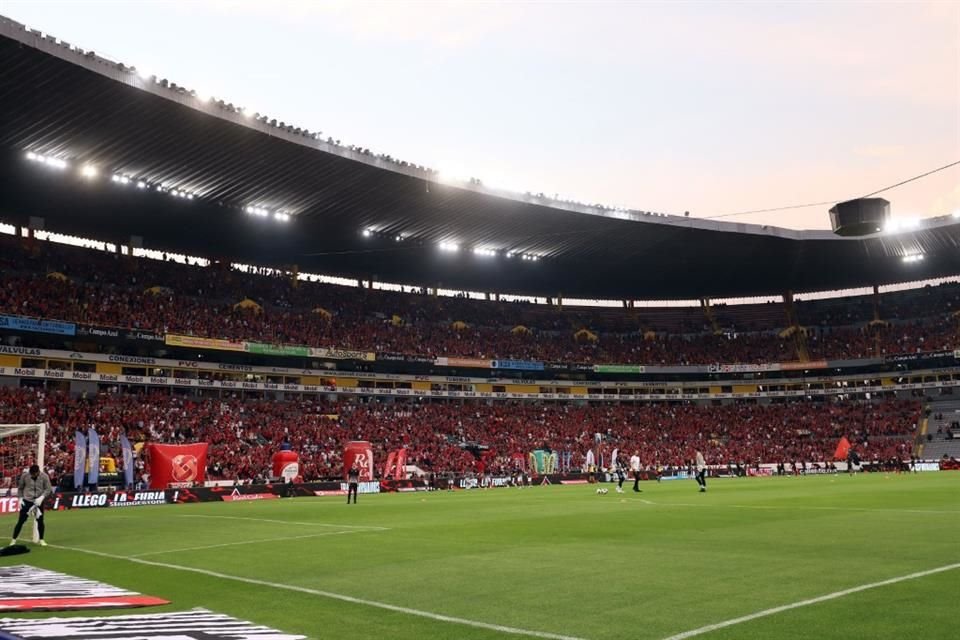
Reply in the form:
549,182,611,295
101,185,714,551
0,4,957,640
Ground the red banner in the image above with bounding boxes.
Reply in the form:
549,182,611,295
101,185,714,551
146,443,208,489
833,436,851,461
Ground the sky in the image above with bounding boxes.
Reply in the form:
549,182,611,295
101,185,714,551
3,0,959,230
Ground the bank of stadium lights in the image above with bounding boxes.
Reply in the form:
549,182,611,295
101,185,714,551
884,217,920,234
80,164,98,179
244,206,270,218
521,254,540,262
25,151,68,170
902,253,925,264
362,228,373,238
439,242,460,253
473,248,497,258
274,211,291,222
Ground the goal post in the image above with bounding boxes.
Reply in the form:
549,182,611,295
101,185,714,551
0,423,47,471
0,423,47,544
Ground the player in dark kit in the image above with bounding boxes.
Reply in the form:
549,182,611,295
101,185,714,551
347,465,360,504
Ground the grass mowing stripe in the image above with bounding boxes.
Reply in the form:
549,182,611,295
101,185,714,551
644,501,960,515
661,562,960,640
131,529,374,557
175,515,390,529
52,544,589,640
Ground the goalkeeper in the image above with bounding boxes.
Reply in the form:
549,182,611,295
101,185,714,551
10,465,51,547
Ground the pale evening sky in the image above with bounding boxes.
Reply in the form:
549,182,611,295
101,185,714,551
3,0,959,230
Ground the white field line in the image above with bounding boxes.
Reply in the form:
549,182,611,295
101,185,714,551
51,545,587,640
131,529,371,557
638,500,960,515
176,514,390,529
661,562,960,640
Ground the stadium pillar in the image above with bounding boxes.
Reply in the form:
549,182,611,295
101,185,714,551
700,298,720,334
782,291,810,362
557,294,563,310
871,285,882,358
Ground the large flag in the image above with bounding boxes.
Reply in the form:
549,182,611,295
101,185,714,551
86,428,101,485
833,436,851,461
145,443,208,489
73,431,86,489
120,433,134,488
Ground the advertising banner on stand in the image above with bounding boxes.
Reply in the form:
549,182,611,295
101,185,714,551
120,433,134,489
86,429,100,486
146,443,208,489
73,431,86,489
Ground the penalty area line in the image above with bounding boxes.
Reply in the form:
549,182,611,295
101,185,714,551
51,544,588,640
131,529,372,557
661,562,960,640
176,514,390,529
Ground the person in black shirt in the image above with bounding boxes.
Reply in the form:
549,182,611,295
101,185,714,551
347,466,360,504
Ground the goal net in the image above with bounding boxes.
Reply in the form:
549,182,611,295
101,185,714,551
0,424,47,542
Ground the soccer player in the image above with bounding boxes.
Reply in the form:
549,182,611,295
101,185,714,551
629,451,641,492
614,460,626,493
695,450,707,493
346,465,360,504
10,465,51,546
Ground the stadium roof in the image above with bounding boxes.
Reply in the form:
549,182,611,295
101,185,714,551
2,16,960,300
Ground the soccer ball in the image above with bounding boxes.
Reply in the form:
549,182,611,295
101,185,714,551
596,488,608,495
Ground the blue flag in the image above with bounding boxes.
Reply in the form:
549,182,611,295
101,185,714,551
73,431,86,489
86,428,101,485
120,433,134,489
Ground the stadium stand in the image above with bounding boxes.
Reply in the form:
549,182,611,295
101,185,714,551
0,386,920,485
2,235,959,366
922,399,960,461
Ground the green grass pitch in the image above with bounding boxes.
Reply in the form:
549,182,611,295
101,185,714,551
3,473,957,639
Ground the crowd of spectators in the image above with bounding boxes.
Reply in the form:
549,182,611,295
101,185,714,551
0,386,919,486
1,235,959,366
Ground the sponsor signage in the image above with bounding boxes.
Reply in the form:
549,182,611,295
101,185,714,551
50,490,178,510
339,481,381,494
886,350,955,363
492,359,545,371
221,491,278,502
0,609,305,639
75,324,120,339
309,347,375,361
0,314,75,336
434,357,493,368
0,345,42,357
0,497,20,516
0,566,170,612
247,342,310,357
780,360,828,371
165,334,246,352
707,363,780,373
594,364,646,374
